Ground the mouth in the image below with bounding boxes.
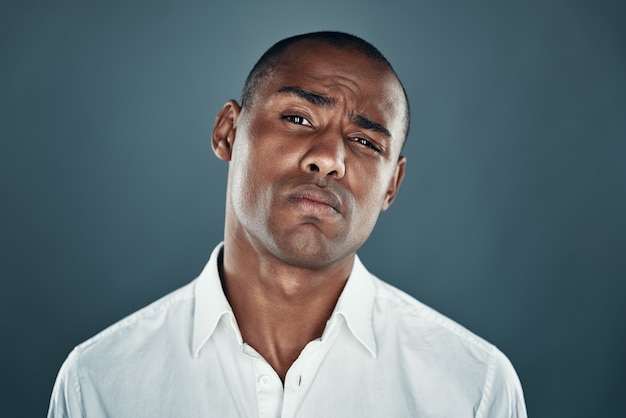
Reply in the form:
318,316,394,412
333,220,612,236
288,187,342,217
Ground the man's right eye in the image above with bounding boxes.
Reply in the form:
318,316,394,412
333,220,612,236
283,114,312,127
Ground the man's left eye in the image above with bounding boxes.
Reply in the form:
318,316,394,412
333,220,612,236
351,137,381,153
283,115,312,126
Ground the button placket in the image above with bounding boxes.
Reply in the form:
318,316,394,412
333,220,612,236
254,359,283,418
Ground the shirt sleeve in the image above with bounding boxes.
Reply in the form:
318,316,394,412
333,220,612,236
476,348,528,418
47,349,84,418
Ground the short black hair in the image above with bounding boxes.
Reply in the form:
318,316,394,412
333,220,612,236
240,31,410,142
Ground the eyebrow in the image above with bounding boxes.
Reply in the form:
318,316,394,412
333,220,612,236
350,113,391,138
277,86,334,107
277,85,392,138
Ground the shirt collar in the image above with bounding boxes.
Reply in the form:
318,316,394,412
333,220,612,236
191,243,377,358
192,243,231,357
333,254,378,357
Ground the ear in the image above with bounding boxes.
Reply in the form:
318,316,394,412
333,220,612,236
381,156,406,211
212,100,241,161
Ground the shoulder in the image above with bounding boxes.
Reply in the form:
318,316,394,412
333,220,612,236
48,280,198,417
373,277,495,353
72,279,196,369
371,276,526,416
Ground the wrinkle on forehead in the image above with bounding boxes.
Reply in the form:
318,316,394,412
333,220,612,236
275,61,365,101
319,75,364,100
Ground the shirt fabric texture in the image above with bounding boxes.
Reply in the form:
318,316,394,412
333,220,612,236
48,243,527,417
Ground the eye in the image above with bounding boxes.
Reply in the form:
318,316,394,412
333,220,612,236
350,137,381,153
282,114,312,127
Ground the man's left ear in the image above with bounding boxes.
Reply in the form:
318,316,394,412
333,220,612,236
381,156,406,211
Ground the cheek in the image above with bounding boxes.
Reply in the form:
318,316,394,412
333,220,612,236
229,135,288,222
230,139,264,220
346,161,399,238
350,161,390,208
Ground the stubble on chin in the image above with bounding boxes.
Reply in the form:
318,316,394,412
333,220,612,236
263,220,354,269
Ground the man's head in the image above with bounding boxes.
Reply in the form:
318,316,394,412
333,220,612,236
212,31,409,269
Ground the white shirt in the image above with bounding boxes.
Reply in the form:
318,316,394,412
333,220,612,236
48,243,527,417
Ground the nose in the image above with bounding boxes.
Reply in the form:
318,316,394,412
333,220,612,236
300,134,346,179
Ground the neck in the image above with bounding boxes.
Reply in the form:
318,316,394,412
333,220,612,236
220,220,354,382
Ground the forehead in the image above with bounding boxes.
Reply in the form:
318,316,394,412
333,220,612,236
258,40,407,140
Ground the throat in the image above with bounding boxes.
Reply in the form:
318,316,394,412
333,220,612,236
237,301,331,382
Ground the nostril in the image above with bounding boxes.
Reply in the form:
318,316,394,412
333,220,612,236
309,163,320,172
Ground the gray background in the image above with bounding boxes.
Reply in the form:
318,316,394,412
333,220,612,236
2,0,624,417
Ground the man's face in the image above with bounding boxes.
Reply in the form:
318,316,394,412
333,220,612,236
222,40,407,268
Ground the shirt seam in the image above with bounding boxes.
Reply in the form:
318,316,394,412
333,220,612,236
374,279,495,355
76,283,194,352
474,351,497,418
72,350,86,418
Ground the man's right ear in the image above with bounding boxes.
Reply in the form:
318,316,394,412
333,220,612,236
212,100,241,161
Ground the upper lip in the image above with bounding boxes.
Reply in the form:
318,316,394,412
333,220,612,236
289,186,342,214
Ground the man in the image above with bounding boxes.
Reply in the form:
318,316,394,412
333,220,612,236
48,31,527,417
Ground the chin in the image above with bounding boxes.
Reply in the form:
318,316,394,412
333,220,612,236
271,230,346,269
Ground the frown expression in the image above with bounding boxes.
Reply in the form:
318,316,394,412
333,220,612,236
224,40,407,268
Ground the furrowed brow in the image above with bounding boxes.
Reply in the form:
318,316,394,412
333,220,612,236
351,113,391,138
277,86,334,107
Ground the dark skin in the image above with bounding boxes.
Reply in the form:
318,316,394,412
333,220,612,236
211,40,407,382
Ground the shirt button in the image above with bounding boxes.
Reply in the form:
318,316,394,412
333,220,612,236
259,375,272,386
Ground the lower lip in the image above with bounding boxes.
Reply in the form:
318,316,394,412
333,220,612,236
290,198,338,217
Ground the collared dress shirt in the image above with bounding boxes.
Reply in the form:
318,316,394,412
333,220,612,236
48,243,527,417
